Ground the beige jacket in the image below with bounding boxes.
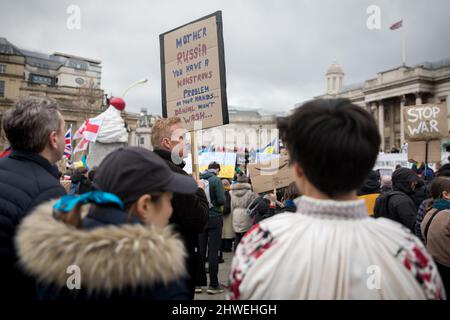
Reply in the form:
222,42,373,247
421,208,450,267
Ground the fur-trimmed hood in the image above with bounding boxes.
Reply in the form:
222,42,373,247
230,183,252,195
230,183,256,209
15,201,187,294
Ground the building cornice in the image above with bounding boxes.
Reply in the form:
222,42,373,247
363,76,434,95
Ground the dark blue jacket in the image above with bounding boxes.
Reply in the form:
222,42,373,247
20,204,191,300
0,150,65,300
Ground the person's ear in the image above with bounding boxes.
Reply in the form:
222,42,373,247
442,191,450,200
135,194,152,221
161,137,172,150
48,130,59,149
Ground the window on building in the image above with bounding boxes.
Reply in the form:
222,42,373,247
30,74,54,86
140,137,145,145
0,44,10,54
69,61,87,71
332,77,336,90
75,77,85,85
0,80,4,97
0,64,6,73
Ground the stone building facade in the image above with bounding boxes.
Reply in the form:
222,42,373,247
312,59,450,152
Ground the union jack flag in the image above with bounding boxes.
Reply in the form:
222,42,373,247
63,126,72,160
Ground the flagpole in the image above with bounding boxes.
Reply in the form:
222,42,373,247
69,124,73,166
121,78,148,98
402,19,406,66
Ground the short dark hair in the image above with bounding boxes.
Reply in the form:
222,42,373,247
208,161,221,171
2,97,62,153
431,176,450,199
278,99,380,197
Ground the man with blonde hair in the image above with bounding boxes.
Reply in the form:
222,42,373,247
152,117,209,298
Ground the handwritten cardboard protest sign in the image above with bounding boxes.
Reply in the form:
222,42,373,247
160,11,228,132
247,155,294,194
404,103,448,141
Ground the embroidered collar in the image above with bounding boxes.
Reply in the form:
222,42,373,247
294,195,368,219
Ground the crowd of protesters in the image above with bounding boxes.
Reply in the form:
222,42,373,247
0,96,448,300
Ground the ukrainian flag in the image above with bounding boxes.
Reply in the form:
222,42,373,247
262,139,278,154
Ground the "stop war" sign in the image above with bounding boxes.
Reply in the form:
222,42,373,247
404,103,448,141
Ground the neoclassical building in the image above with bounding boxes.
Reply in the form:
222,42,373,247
312,59,450,152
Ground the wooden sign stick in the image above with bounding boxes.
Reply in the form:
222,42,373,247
191,131,199,180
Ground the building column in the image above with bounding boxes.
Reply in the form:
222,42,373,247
370,102,377,121
415,92,422,105
389,101,395,149
378,101,385,152
365,103,372,118
400,95,406,146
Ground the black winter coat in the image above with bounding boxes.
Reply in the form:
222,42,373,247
386,193,417,232
247,196,281,224
223,190,231,215
70,173,93,194
374,167,419,232
0,150,66,300
153,148,209,296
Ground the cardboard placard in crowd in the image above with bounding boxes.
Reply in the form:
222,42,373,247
407,140,442,163
247,155,294,193
159,11,228,132
404,103,448,141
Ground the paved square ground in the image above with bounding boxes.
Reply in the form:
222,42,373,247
194,251,234,300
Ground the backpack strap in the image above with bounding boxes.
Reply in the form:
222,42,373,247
423,208,443,244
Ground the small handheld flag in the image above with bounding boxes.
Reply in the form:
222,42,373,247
390,20,403,30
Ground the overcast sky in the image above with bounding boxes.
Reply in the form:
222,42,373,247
1,0,449,115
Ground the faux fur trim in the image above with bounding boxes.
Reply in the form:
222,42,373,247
15,201,187,294
230,183,252,191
